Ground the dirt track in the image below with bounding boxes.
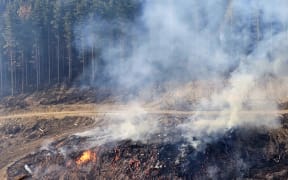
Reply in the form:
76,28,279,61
1,104,288,120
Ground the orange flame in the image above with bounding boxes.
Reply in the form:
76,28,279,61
76,150,97,165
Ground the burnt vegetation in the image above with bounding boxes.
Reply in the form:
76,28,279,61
5,115,288,179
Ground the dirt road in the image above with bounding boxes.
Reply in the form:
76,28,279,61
1,104,288,120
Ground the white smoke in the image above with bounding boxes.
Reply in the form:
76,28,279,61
76,103,159,146
74,0,288,148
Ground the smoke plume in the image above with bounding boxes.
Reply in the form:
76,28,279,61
74,0,288,147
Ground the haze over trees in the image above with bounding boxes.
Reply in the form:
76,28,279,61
0,0,286,98
0,0,141,96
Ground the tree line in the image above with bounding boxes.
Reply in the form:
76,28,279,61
0,0,141,96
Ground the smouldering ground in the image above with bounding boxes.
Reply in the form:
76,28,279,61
1,82,288,179
1,103,288,178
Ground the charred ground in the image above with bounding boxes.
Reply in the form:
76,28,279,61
6,114,288,179
1,86,288,179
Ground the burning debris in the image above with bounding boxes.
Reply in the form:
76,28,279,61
0,116,96,171
76,150,97,166
6,114,288,179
